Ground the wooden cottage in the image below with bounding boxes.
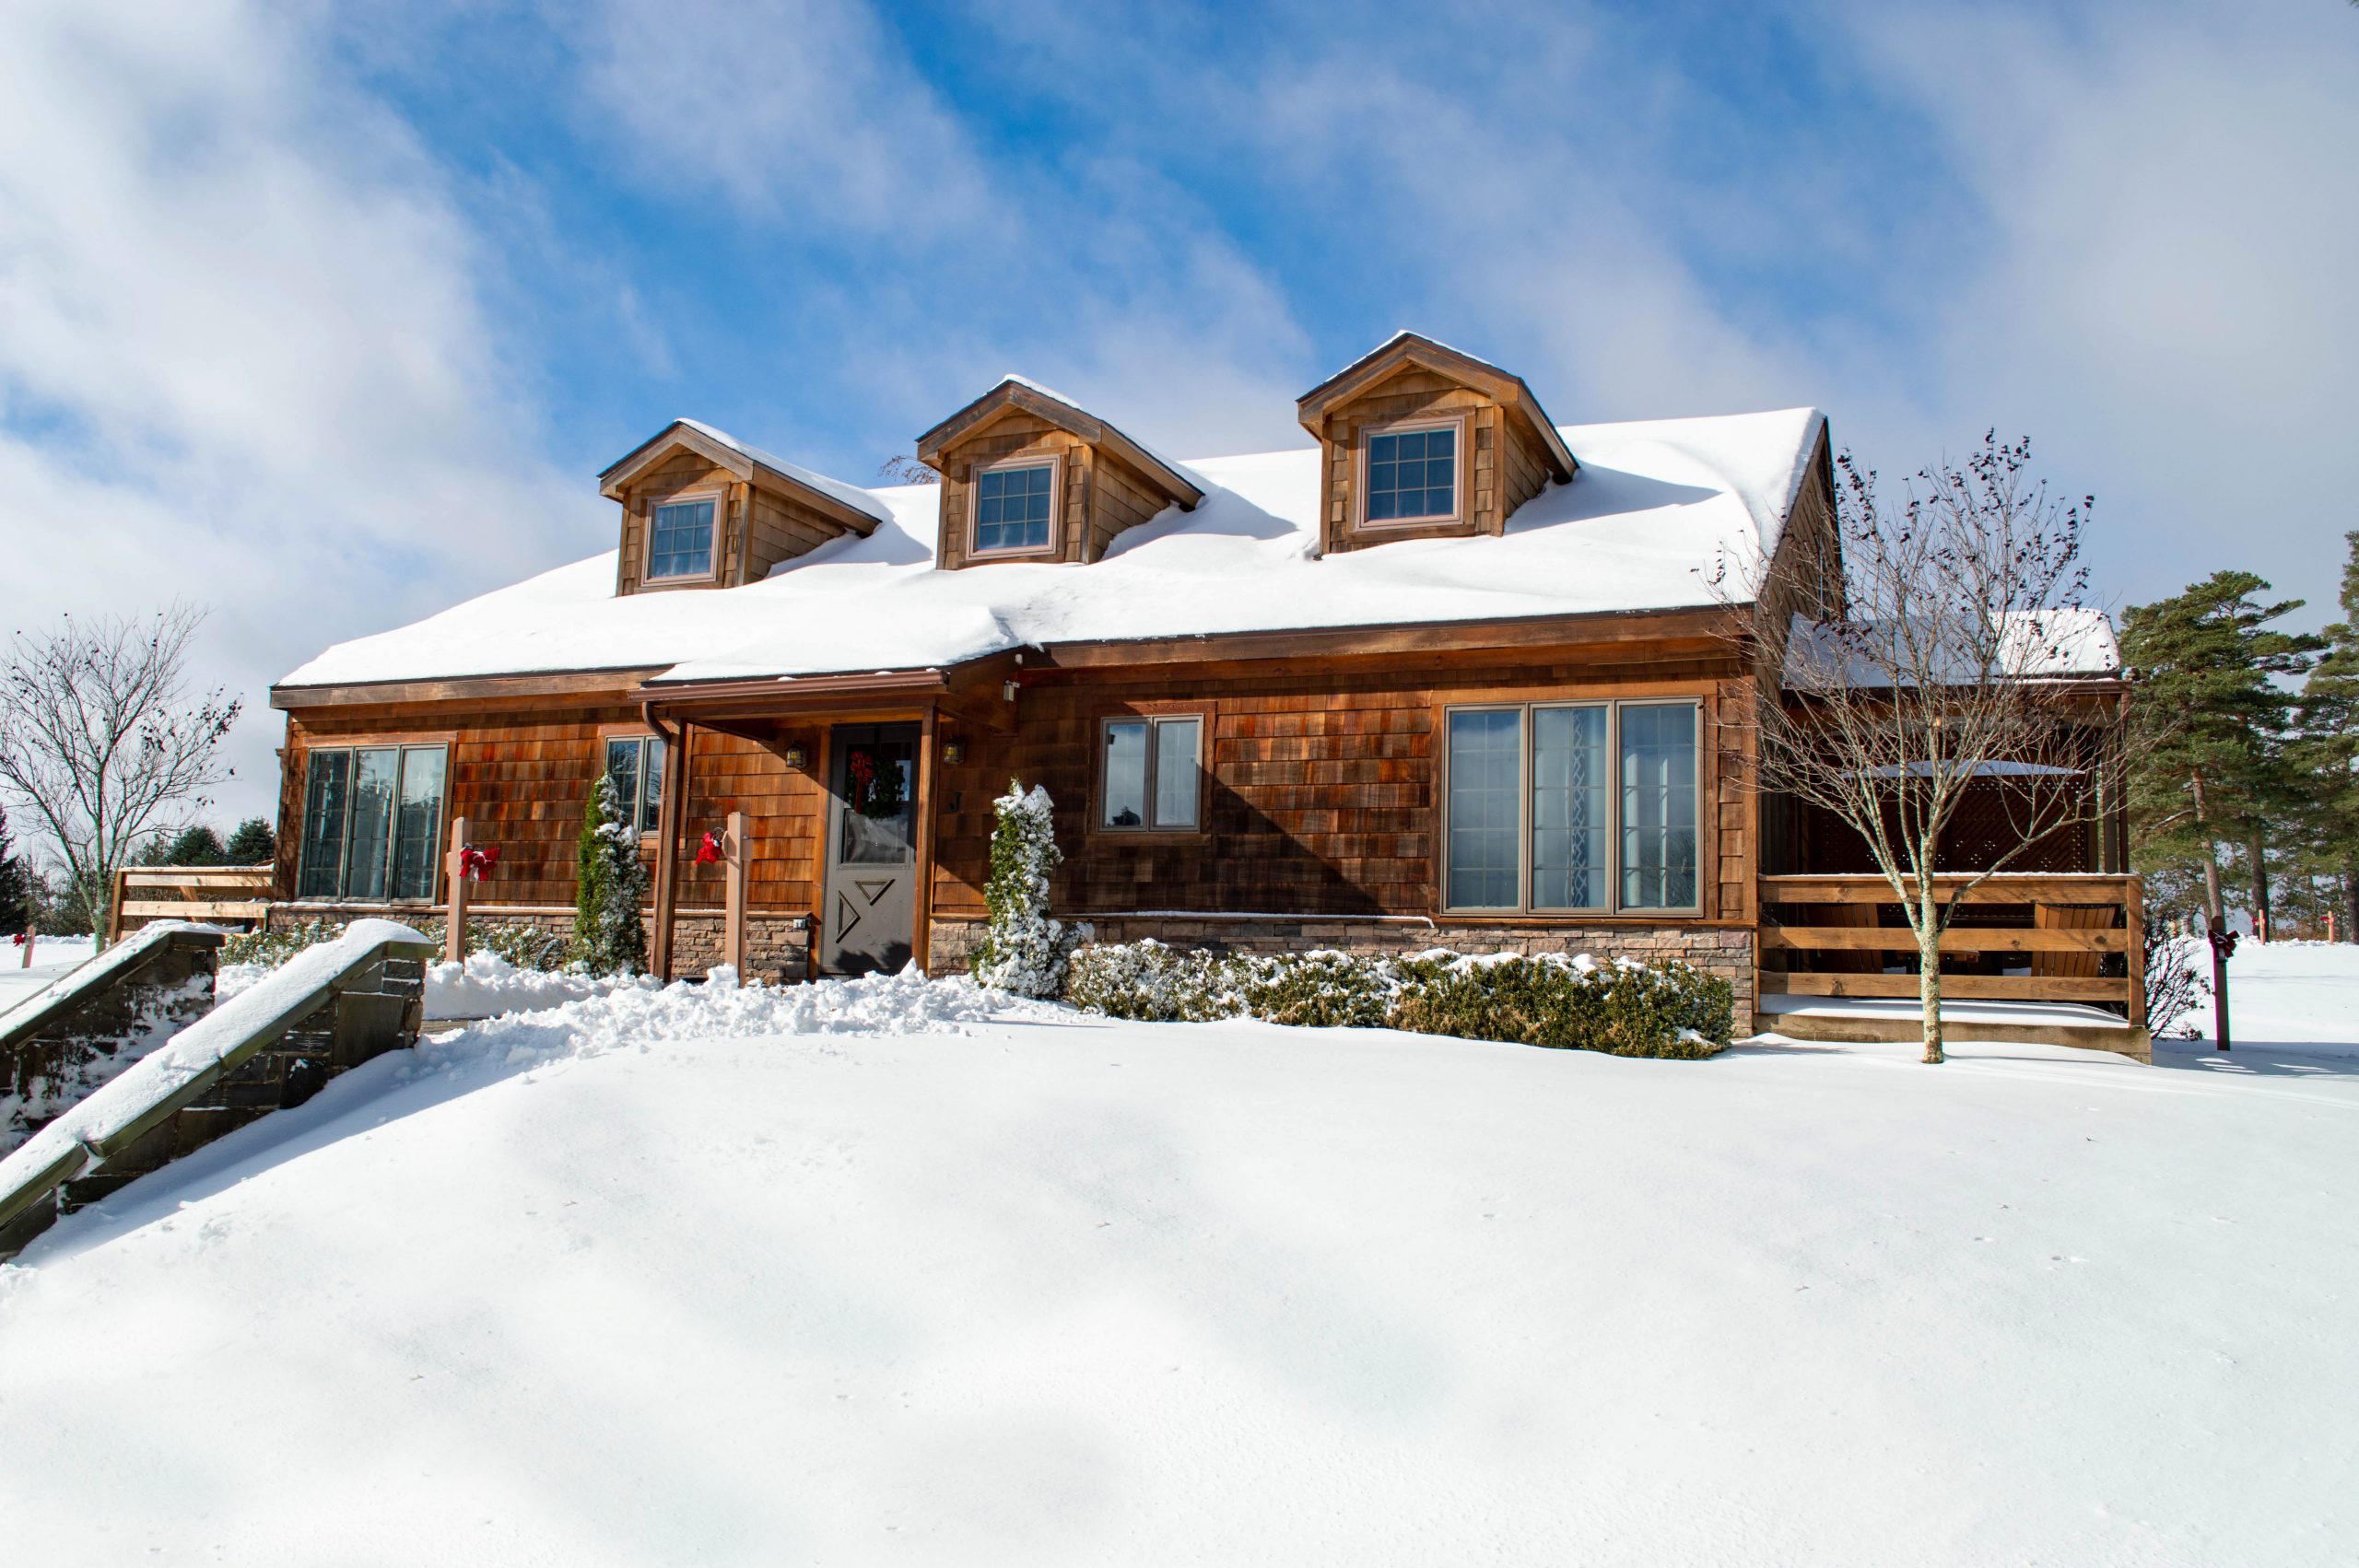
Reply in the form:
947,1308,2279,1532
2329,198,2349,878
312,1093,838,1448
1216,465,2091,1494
267,333,2145,1050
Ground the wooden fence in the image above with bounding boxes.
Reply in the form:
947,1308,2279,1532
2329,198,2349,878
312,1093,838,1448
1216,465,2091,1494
1758,873,2145,1029
107,865,275,943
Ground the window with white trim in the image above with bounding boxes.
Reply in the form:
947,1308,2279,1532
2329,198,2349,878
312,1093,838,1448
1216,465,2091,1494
973,462,1056,554
1442,700,1699,913
646,496,717,580
1366,424,1458,524
1100,715,1203,831
603,735,666,835
297,744,449,901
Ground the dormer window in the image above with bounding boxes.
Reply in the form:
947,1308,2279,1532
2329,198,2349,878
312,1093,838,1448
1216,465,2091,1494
646,494,719,582
1366,424,1461,526
972,458,1059,556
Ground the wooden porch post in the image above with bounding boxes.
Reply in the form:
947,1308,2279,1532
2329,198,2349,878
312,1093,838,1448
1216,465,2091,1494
2125,874,2148,1034
443,814,470,963
722,809,748,975
651,718,688,981
913,705,938,975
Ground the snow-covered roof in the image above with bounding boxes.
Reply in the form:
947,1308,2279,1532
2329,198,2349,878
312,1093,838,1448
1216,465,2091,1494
278,407,1826,692
1786,608,2123,689
604,418,897,529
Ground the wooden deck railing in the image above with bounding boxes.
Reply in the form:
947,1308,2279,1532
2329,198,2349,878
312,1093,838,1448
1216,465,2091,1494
107,865,275,943
1758,873,2145,1029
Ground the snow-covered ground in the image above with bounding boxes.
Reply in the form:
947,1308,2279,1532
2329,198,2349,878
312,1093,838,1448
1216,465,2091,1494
0,934,97,1016
2180,939,2359,1059
2,965,2354,1563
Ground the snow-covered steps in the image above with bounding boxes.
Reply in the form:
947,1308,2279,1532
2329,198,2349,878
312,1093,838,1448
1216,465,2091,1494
0,920,436,1261
3,922,227,1160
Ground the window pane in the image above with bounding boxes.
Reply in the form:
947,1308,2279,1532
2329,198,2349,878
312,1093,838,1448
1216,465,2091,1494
343,748,400,901
391,747,446,901
1447,708,1521,908
604,738,640,828
1367,427,1454,522
297,749,351,899
976,465,1053,552
640,735,664,833
1153,718,1201,829
1621,704,1698,908
1532,707,1608,908
648,498,715,579
1102,720,1148,828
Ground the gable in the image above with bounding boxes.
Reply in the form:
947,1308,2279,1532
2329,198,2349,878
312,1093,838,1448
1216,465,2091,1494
600,421,886,595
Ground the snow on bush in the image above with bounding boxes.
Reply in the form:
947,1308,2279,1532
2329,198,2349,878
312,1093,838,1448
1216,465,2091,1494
422,951,625,1019
1064,941,1735,1058
573,775,650,976
969,782,1080,998
408,964,1064,1077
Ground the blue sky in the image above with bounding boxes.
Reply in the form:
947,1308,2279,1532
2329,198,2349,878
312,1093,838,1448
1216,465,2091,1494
4,0,2355,820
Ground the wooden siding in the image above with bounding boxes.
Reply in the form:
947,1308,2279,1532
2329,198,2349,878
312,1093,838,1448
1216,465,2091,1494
926,652,1752,925
935,415,1089,570
281,708,827,916
615,450,863,595
1314,365,1521,555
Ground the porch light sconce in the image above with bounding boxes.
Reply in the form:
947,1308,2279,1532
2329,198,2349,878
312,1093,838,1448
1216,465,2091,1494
943,738,966,766
1003,679,1019,703
782,742,809,769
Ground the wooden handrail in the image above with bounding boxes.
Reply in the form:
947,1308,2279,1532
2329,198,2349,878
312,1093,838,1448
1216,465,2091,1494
108,864,274,942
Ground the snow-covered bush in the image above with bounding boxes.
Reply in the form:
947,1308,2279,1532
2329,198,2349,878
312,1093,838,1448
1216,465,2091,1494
969,782,1079,998
466,919,570,973
572,776,650,976
220,917,346,968
1388,954,1733,1059
1064,942,1734,1058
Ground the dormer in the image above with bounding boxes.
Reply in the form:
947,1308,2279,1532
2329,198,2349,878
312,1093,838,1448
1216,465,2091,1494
1296,333,1578,555
916,378,1203,569
599,419,889,595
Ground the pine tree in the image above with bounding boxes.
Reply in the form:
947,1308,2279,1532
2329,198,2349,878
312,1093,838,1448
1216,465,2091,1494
2121,571,2321,931
223,817,275,864
970,781,1076,998
0,803,31,937
2293,532,2359,939
571,776,650,975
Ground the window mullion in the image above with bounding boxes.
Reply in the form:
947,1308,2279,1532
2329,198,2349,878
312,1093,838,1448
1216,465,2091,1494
1520,702,1534,915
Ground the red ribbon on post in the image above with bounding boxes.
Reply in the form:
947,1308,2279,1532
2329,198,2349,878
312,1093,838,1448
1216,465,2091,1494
696,830,725,865
459,844,499,882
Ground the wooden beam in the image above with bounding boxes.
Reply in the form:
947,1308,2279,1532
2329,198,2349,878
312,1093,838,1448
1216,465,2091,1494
1762,927,2129,954
1762,874,2136,907
1759,972,2129,1003
913,704,938,975
722,809,747,975
650,718,687,980
275,667,663,711
443,815,470,963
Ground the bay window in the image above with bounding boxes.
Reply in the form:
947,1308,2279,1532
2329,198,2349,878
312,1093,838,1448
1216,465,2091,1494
297,743,449,901
1441,700,1699,913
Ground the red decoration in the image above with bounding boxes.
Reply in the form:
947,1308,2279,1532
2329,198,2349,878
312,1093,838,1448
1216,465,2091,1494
459,844,499,882
697,830,725,864
9,931,26,948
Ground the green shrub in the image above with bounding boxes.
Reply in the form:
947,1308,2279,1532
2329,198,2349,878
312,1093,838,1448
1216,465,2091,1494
221,918,346,968
1388,954,1732,1059
1062,942,1732,1059
465,919,569,972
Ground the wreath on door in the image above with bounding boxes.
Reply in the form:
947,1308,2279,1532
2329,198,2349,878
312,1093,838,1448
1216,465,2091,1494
845,748,906,820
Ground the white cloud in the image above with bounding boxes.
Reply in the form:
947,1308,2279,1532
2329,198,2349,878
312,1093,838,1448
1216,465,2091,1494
0,0,597,825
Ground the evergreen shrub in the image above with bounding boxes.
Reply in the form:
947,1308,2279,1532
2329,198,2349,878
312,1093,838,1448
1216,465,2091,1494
221,918,346,967
1063,942,1733,1059
970,781,1080,997
572,776,650,976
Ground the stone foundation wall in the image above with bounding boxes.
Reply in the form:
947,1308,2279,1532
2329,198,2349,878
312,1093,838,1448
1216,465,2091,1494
264,905,815,987
930,916,1757,1035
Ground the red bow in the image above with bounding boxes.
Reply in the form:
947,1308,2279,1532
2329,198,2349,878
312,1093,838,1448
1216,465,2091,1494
8,931,26,947
460,844,499,882
696,830,725,864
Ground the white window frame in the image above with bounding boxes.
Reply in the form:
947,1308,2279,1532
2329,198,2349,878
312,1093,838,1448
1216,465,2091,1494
1438,698,1703,916
1357,415,1467,531
641,487,723,585
967,452,1064,560
1097,713,1206,834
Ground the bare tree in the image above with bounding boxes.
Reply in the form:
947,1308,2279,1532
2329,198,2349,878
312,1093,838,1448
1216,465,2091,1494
0,606,241,938
874,455,939,485
1716,434,2142,1063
